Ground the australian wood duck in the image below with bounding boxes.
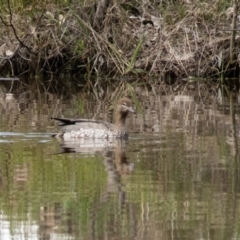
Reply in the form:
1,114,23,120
51,97,135,140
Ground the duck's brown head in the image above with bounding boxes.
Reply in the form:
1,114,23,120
114,97,135,124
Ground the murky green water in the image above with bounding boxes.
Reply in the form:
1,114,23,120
0,84,240,240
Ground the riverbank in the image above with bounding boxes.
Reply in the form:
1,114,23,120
0,0,238,80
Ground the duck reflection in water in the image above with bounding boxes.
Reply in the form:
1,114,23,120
58,138,134,175
40,139,133,236
56,138,134,210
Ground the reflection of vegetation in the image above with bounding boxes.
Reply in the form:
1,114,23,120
0,140,108,237
74,98,85,115
0,90,240,239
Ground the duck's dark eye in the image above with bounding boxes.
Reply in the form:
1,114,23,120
122,102,127,106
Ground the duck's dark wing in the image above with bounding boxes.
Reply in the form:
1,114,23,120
51,117,101,125
51,117,113,130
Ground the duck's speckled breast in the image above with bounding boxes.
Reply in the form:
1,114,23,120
60,128,129,140
62,128,116,140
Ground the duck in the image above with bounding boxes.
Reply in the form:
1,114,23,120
51,97,135,140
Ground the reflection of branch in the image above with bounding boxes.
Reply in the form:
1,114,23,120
0,0,36,55
230,92,238,156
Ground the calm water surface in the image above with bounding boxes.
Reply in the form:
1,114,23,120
0,86,240,240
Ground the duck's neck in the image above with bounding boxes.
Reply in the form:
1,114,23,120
114,111,128,127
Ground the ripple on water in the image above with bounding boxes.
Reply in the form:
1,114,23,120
0,132,53,142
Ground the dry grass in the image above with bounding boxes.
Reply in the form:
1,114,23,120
0,0,237,79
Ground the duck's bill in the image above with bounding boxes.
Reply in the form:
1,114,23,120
128,106,135,113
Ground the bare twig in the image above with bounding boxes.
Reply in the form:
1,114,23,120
230,0,239,61
0,0,36,55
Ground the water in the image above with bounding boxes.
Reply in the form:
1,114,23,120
0,86,240,240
